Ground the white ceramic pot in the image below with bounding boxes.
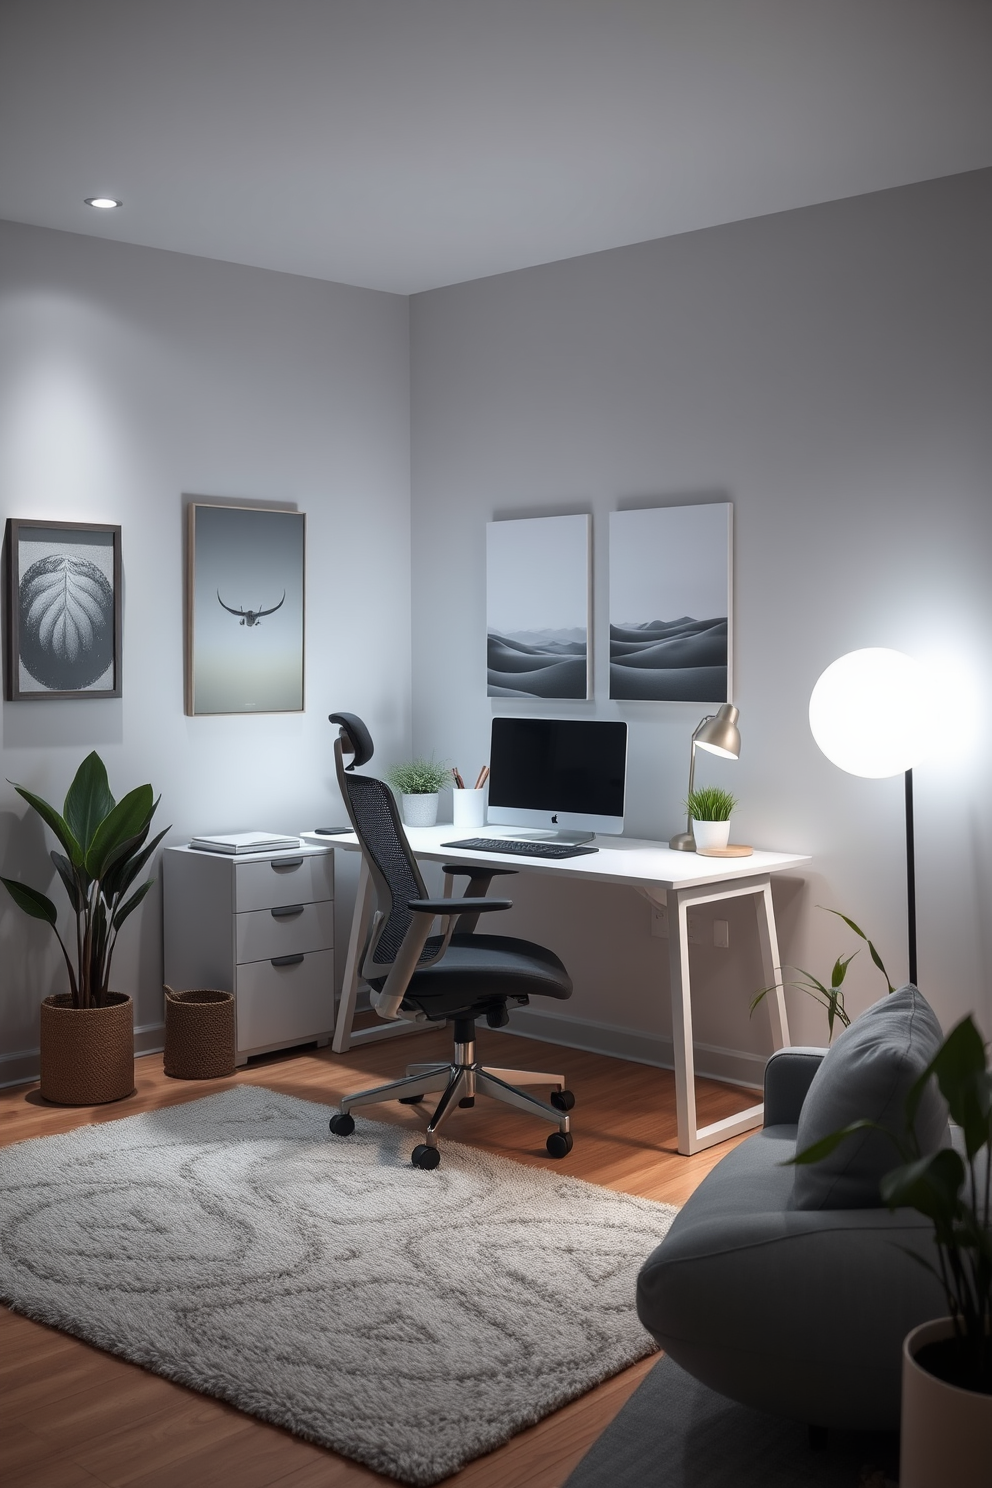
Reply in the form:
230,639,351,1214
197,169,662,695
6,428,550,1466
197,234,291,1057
900,1317,992,1488
401,792,439,828
692,819,731,851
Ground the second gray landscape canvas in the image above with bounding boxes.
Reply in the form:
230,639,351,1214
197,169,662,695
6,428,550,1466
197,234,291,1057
487,515,591,698
609,505,732,702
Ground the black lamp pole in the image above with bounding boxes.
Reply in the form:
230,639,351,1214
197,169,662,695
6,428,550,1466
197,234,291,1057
905,768,917,987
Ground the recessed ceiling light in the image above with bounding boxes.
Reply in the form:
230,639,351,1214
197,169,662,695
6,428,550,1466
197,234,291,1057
84,197,122,210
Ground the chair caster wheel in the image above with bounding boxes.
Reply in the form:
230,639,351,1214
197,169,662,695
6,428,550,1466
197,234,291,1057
550,1089,575,1112
398,1094,423,1104
546,1131,573,1158
329,1113,355,1136
458,1097,475,1108
412,1144,441,1170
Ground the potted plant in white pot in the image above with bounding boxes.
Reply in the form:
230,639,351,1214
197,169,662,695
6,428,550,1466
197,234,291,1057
385,757,451,827
1,751,167,1105
795,1014,991,1486
685,785,737,851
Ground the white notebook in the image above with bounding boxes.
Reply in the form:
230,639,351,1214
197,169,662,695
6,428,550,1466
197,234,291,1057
189,832,301,855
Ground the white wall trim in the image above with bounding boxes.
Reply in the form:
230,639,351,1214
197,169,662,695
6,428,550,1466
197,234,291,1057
0,1021,166,1090
505,1005,767,1091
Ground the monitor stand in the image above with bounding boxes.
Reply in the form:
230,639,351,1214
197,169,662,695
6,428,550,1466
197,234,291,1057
508,828,596,846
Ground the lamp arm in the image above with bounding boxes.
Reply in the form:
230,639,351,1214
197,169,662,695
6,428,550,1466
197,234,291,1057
684,715,713,834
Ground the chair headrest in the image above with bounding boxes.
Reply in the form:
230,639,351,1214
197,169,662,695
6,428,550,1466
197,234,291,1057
328,712,374,770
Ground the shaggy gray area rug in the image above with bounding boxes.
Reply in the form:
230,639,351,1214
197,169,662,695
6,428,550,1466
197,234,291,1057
0,1085,676,1485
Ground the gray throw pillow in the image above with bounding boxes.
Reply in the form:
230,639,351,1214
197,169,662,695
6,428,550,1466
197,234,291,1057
793,984,947,1210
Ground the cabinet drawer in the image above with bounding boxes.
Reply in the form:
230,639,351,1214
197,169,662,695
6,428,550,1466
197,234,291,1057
234,853,333,912
235,949,334,1051
236,900,334,965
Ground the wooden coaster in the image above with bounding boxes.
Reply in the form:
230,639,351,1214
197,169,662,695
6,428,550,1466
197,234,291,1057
695,844,753,858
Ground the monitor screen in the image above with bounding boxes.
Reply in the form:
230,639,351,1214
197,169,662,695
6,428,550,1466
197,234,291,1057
487,717,627,838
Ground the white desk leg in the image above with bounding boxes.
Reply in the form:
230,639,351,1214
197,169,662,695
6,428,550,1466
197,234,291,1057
755,878,791,1049
667,888,699,1155
332,857,373,1053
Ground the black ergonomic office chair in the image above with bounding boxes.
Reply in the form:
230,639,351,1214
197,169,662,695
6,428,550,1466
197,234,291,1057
326,712,575,1169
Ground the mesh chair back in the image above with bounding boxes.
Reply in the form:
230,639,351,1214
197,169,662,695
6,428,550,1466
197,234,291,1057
339,770,430,967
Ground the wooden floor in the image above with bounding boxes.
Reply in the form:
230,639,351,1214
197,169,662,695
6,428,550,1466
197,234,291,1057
0,1028,755,1488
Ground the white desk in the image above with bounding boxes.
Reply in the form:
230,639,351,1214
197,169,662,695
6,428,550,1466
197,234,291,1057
303,827,810,1156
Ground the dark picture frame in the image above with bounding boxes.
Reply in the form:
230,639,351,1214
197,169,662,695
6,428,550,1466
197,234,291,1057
185,502,306,716
4,519,123,701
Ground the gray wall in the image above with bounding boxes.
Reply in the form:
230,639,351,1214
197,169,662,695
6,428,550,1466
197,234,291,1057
0,221,412,1082
409,169,992,1072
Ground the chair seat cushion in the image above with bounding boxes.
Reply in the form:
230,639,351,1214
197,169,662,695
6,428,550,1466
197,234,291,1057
794,984,947,1210
400,934,572,1019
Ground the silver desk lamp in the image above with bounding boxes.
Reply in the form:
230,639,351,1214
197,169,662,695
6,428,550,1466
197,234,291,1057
670,703,741,851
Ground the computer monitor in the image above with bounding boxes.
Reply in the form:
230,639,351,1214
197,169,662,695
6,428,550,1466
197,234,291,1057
486,717,628,843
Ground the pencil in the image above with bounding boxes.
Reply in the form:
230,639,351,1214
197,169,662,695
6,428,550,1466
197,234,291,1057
474,765,490,790
452,767,466,789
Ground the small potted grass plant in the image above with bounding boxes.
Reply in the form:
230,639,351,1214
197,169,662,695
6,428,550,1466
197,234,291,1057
685,785,737,851
385,757,451,827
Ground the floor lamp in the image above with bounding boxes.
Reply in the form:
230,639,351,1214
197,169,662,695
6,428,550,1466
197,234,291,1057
808,648,931,986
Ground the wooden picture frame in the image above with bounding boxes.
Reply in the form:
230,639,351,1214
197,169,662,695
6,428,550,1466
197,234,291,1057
4,519,122,701
185,502,306,715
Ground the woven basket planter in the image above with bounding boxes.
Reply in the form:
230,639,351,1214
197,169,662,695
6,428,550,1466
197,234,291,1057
39,993,135,1106
164,987,236,1079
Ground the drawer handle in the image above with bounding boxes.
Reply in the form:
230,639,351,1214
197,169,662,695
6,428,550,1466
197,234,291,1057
270,904,305,919
271,953,305,968
271,858,304,871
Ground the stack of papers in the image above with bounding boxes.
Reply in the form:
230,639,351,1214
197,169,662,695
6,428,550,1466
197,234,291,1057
189,832,301,855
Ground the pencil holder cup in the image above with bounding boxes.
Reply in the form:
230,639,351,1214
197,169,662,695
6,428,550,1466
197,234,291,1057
452,788,486,829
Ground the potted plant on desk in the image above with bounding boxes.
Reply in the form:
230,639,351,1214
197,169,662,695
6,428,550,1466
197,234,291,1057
685,785,737,852
794,1014,991,1486
1,751,168,1105
385,757,451,827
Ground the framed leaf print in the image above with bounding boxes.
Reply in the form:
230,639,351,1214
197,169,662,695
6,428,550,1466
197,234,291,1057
4,520,122,700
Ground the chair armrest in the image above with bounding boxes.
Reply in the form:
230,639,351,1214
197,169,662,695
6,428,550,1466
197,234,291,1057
763,1047,827,1127
439,866,517,933
440,864,517,879
408,898,512,914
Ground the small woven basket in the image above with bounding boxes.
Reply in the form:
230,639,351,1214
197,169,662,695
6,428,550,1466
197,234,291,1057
163,986,236,1079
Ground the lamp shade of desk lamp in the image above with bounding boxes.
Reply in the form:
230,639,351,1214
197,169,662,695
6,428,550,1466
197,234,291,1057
808,648,931,984
670,703,741,851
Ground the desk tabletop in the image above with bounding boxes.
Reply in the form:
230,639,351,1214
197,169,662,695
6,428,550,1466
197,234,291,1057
301,826,809,892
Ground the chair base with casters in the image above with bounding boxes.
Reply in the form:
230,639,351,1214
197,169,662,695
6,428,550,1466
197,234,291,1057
329,1015,575,1168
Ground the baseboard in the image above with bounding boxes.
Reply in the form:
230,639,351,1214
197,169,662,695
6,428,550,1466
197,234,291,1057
504,1005,766,1091
0,1020,166,1090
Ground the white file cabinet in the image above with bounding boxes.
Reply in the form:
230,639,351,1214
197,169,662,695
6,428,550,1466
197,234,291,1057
163,843,334,1065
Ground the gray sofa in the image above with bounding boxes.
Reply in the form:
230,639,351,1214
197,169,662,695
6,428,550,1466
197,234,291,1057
636,1037,947,1431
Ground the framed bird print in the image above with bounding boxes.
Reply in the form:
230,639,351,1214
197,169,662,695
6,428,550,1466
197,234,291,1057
185,503,306,715
4,519,122,701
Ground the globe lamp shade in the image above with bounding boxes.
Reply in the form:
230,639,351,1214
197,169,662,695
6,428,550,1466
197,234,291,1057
808,649,931,779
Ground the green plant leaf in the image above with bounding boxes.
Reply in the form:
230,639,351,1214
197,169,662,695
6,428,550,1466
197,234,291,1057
107,825,170,900
922,1017,991,1160
63,751,115,852
0,877,59,924
49,851,84,913
385,758,451,794
789,1119,877,1166
84,786,156,880
823,909,894,992
830,952,856,990
112,878,154,929
12,784,83,867
880,1148,965,1224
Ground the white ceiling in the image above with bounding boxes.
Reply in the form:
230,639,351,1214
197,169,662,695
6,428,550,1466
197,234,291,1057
2,0,990,296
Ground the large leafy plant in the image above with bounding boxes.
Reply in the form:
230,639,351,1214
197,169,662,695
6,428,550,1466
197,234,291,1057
751,908,894,1041
795,1015,992,1393
1,752,167,1009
